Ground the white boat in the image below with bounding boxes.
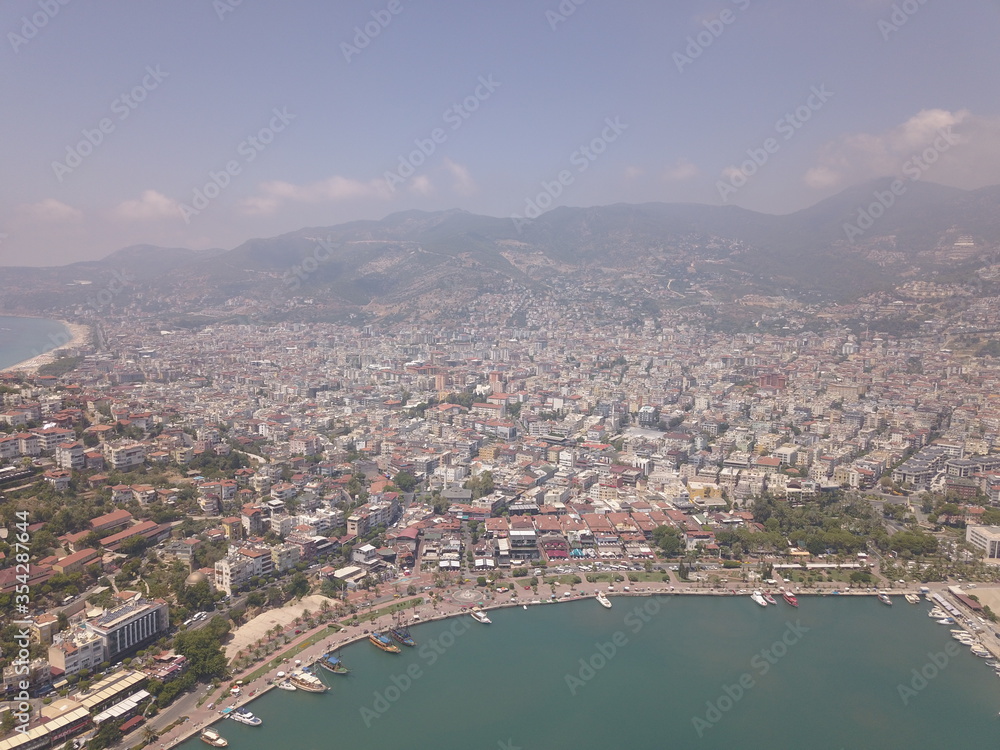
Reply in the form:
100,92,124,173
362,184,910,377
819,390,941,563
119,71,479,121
971,646,992,658
470,608,492,624
289,670,328,693
275,680,296,691
928,608,946,618
763,592,777,605
904,594,920,604
229,708,262,726
936,617,956,625
751,591,768,607
200,729,228,747
596,592,612,609
877,592,892,606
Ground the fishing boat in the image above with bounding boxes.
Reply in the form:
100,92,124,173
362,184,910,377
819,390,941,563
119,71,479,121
389,613,417,647
904,594,921,604
275,680,297,691
289,670,328,692
751,591,768,607
763,592,777,605
229,708,262,726
781,591,798,608
471,607,492,624
369,631,401,653
877,592,892,606
200,729,228,747
318,651,350,674
595,592,612,609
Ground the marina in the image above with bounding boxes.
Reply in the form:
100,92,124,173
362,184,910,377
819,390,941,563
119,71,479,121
175,596,1000,750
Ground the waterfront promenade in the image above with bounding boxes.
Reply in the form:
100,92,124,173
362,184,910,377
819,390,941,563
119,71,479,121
140,575,975,750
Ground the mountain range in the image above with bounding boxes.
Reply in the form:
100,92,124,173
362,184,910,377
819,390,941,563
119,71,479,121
2,178,999,319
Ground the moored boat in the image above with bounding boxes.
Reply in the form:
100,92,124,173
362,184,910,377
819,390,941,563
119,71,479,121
471,607,492,624
595,592,612,609
369,631,401,653
229,708,261,726
389,613,417,647
782,591,798,608
200,729,228,747
751,591,768,607
877,592,892,606
318,652,350,674
276,680,297,691
289,670,328,692
763,592,777,605
904,594,920,604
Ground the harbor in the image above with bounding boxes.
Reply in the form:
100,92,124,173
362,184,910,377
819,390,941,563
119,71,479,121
150,580,1000,750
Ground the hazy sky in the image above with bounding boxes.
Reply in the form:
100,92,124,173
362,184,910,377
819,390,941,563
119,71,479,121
2,0,999,266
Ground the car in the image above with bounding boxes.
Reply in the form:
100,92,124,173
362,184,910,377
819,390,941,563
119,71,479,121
523,585,531,590
294,629,301,634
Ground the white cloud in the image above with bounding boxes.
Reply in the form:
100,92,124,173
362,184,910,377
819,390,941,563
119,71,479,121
624,166,643,180
802,108,1000,190
113,190,180,221
15,198,83,223
443,158,476,195
409,175,434,196
664,159,699,182
242,175,393,215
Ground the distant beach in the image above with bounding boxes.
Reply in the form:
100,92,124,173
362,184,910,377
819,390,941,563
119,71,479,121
0,317,91,373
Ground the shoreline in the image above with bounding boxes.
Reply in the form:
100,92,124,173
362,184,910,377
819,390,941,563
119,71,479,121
156,585,939,749
0,318,91,373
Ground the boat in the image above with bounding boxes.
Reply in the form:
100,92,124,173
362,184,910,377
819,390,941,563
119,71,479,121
275,680,297,691
877,592,892,606
369,631,401,653
229,708,262,726
928,607,946,618
318,652,350,674
200,729,228,747
289,670,328,692
936,617,956,625
751,591,768,607
471,607,492,624
763,592,777,605
904,594,920,604
595,592,612,609
389,613,417,647
782,591,799,608
971,646,992,658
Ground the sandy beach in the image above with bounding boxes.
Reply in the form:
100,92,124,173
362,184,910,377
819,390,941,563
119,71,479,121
1,319,91,373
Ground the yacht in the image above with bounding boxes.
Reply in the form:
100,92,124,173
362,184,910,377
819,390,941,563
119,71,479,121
877,592,892,606
229,708,262,726
904,594,921,604
275,680,296,691
200,729,228,747
471,607,492,624
289,670,328,693
750,591,768,607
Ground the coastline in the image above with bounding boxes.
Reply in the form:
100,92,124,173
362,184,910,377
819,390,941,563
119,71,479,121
0,319,91,374
153,584,944,750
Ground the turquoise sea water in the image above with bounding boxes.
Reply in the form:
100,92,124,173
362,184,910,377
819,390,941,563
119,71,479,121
0,316,70,369
180,597,1000,750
